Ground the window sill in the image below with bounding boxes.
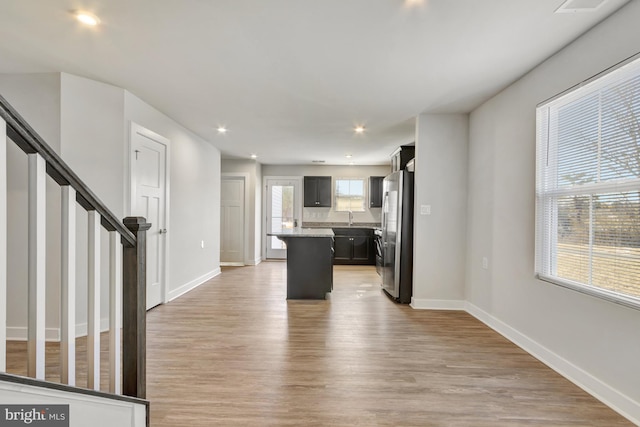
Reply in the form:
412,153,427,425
536,274,640,311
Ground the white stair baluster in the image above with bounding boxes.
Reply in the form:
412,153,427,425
0,117,6,372
60,186,76,385
109,230,122,394
87,210,101,390
28,153,46,380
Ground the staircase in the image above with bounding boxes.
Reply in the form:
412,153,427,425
0,94,149,425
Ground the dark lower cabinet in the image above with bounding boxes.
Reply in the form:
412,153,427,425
333,236,352,261
332,228,375,265
352,236,371,262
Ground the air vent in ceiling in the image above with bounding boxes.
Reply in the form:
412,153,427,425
555,0,608,13
311,160,325,163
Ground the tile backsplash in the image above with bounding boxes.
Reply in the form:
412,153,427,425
303,207,381,224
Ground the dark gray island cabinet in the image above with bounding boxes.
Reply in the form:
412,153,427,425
267,228,334,299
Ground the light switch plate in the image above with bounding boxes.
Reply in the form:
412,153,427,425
420,205,431,215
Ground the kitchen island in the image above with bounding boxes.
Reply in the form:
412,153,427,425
268,228,334,299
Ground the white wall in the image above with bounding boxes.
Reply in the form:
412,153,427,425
0,73,62,339
59,74,126,336
0,72,222,336
125,92,221,300
412,114,468,307
465,2,640,422
61,74,126,216
261,164,390,224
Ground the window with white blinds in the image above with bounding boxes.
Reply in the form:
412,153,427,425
536,56,640,310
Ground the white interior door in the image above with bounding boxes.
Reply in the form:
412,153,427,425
130,123,168,310
265,178,301,259
220,176,245,265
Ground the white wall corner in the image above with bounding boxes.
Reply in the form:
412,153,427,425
465,302,640,425
410,298,466,310
247,257,262,266
75,318,111,339
167,268,221,302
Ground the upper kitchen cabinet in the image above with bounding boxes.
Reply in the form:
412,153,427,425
369,176,384,208
304,176,332,207
391,145,415,172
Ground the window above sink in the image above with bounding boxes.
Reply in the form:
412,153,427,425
335,178,366,212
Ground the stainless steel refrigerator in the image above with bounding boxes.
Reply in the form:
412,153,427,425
381,169,414,303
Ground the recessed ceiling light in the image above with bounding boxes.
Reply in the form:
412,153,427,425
74,11,100,26
354,126,365,134
555,0,607,13
349,162,355,166
345,154,353,158
311,160,325,163
217,126,227,134
250,154,258,159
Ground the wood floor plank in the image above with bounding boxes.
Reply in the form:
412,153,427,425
4,262,632,425
145,262,632,426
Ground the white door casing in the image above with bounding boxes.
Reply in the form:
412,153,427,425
265,177,301,259
220,176,245,265
129,122,169,310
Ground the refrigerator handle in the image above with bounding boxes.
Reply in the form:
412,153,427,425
381,191,389,231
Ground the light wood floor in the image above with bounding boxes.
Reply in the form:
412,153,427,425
5,262,632,426
145,262,631,426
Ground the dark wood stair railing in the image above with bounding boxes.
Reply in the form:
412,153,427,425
0,93,149,400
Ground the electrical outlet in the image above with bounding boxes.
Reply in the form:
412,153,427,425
420,205,431,215
482,257,488,270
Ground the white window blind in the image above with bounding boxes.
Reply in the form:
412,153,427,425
536,56,640,310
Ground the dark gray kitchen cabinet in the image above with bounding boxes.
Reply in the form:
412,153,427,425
332,228,375,265
369,176,384,208
279,236,333,299
304,176,332,207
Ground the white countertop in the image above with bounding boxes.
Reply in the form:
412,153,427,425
267,228,334,238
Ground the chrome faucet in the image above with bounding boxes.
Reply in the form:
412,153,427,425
348,210,353,227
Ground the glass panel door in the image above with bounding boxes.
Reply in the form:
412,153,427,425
266,178,301,259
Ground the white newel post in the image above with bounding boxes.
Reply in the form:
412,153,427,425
60,186,77,385
87,210,101,390
28,153,46,380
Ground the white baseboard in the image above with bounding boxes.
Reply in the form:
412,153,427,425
75,318,111,338
7,269,223,341
7,318,111,342
465,302,640,426
7,327,60,342
410,297,466,310
220,262,244,267
167,268,221,302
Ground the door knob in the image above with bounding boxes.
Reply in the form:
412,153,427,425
159,228,168,234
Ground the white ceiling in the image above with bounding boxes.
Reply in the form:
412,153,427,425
0,0,630,165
